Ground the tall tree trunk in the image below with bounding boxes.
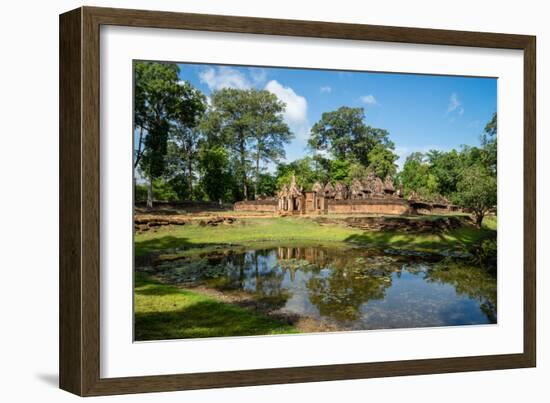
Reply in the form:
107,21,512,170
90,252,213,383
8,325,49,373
240,136,247,200
255,146,260,200
475,212,484,228
186,138,194,199
147,175,153,209
187,159,193,198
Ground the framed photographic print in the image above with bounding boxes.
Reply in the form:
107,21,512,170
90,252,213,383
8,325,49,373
59,6,536,396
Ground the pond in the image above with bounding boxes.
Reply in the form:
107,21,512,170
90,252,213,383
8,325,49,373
147,244,497,332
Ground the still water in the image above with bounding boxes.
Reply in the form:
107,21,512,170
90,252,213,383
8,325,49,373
151,245,497,331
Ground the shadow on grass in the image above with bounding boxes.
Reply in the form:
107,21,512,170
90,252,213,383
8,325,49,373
134,282,184,297
135,300,295,341
344,227,496,252
135,235,195,256
134,273,297,341
134,235,233,259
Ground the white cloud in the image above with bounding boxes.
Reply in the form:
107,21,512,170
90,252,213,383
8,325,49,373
320,86,332,94
265,80,310,162
249,68,267,85
265,80,309,137
360,94,377,105
447,92,464,116
199,66,251,90
447,93,460,112
199,66,270,91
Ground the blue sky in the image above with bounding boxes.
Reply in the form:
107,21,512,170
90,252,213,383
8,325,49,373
176,62,497,170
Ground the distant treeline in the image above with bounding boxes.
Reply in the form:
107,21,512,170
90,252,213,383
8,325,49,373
134,61,496,226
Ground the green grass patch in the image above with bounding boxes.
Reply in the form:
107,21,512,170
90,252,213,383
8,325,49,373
135,216,358,256
134,272,297,340
135,216,495,257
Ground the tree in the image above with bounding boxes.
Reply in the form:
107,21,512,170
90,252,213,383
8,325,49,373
201,89,292,200
329,159,351,183
308,106,393,166
198,146,233,202
256,173,278,197
483,112,497,136
398,152,439,199
248,91,293,199
367,143,398,179
200,89,253,199
481,112,497,174
399,152,425,193
276,157,317,190
167,81,207,197
140,120,171,208
311,154,332,184
425,149,462,196
134,62,182,207
453,164,497,227
348,162,370,182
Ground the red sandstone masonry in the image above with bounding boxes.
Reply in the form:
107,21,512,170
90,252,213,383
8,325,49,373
234,198,455,216
327,199,411,215
234,200,278,212
235,199,412,215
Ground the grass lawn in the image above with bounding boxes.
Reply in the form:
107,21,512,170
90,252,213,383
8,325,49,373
135,215,496,257
134,272,298,340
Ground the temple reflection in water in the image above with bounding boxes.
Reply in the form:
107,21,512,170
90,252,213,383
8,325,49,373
151,245,497,330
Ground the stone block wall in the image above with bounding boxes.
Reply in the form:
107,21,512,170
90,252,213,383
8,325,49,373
327,199,411,215
233,198,458,216
234,200,278,212
135,200,233,211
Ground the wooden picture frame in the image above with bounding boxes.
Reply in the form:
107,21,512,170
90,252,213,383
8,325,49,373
59,6,536,396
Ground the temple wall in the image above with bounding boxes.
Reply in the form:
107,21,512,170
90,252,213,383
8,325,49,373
233,198,457,216
234,200,277,212
327,199,411,215
135,200,233,211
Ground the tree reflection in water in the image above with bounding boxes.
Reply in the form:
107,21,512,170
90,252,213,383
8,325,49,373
149,244,497,330
424,259,497,323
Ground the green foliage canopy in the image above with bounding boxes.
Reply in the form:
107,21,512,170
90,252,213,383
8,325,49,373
367,143,398,179
399,152,440,199
480,112,497,174
309,107,393,166
134,62,207,206
452,164,497,227
198,146,233,202
200,88,292,200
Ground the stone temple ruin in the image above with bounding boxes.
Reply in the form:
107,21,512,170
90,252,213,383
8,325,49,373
234,173,459,216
